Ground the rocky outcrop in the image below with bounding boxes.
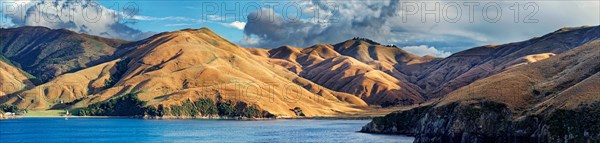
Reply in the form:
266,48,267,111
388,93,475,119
362,38,600,143
361,101,600,142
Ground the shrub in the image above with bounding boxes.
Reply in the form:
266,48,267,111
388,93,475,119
78,93,146,116
547,106,600,141
218,101,236,117
0,104,19,113
104,58,130,88
196,99,218,115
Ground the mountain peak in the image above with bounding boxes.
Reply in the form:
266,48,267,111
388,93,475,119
350,37,382,45
180,27,211,32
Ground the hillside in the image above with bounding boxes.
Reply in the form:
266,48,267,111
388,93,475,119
248,39,432,105
0,26,127,82
0,25,598,120
245,26,599,106
417,26,600,98
0,60,35,96
0,60,119,110
1,28,370,117
361,40,600,142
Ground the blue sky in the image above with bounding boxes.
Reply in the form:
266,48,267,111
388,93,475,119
95,1,251,42
1,0,599,57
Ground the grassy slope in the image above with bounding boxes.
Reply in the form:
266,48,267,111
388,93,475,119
24,110,66,117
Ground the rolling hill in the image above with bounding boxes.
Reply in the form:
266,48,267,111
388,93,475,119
0,26,127,83
0,60,35,96
247,39,433,105
1,28,368,117
0,25,598,121
361,39,600,142
417,26,600,98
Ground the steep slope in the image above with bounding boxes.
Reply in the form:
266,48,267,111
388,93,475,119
438,39,600,111
333,38,440,78
418,26,600,98
301,56,424,104
0,26,127,82
0,60,35,96
4,28,368,117
362,40,600,142
248,40,430,105
333,38,420,65
0,60,119,110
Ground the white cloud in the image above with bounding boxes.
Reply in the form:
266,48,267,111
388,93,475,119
239,35,261,47
242,0,600,51
0,15,15,28
2,0,152,40
222,21,246,30
401,45,452,57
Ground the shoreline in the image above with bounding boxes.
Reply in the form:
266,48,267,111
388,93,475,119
6,115,380,120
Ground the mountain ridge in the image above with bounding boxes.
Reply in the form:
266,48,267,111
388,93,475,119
361,38,600,142
0,25,598,121
0,26,128,83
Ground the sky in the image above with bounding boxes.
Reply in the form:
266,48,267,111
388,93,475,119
1,0,599,57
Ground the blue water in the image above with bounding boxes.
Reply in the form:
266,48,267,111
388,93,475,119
0,118,413,142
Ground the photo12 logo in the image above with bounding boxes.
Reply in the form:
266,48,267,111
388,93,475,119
196,1,339,24
397,1,539,23
191,1,540,24
1,0,140,25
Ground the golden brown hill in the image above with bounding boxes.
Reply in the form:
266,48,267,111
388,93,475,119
301,56,424,104
440,39,600,112
362,39,600,142
333,39,440,79
0,60,118,110
7,28,368,117
333,39,420,64
0,61,34,96
418,26,600,98
247,40,428,105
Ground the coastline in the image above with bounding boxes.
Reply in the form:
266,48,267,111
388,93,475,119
3,105,414,120
5,114,381,120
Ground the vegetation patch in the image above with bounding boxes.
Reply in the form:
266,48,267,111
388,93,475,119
78,93,273,118
380,99,414,107
0,104,20,113
104,58,130,88
78,93,147,116
153,100,272,118
546,103,600,142
291,107,305,116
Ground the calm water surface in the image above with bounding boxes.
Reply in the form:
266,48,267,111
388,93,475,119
0,118,413,142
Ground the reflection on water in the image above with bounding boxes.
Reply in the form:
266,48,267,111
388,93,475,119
0,118,414,142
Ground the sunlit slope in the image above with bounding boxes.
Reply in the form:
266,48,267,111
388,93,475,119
0,61,34,96
418,26,600,98
362,39,600,142
29,28,365,117
249,39,432,105
440,39,600,112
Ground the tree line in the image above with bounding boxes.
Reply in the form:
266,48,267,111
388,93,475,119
78,93,274,118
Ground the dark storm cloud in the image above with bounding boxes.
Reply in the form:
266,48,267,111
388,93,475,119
240,0,599,57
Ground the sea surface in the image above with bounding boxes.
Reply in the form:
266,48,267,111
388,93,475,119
0,118,414,142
